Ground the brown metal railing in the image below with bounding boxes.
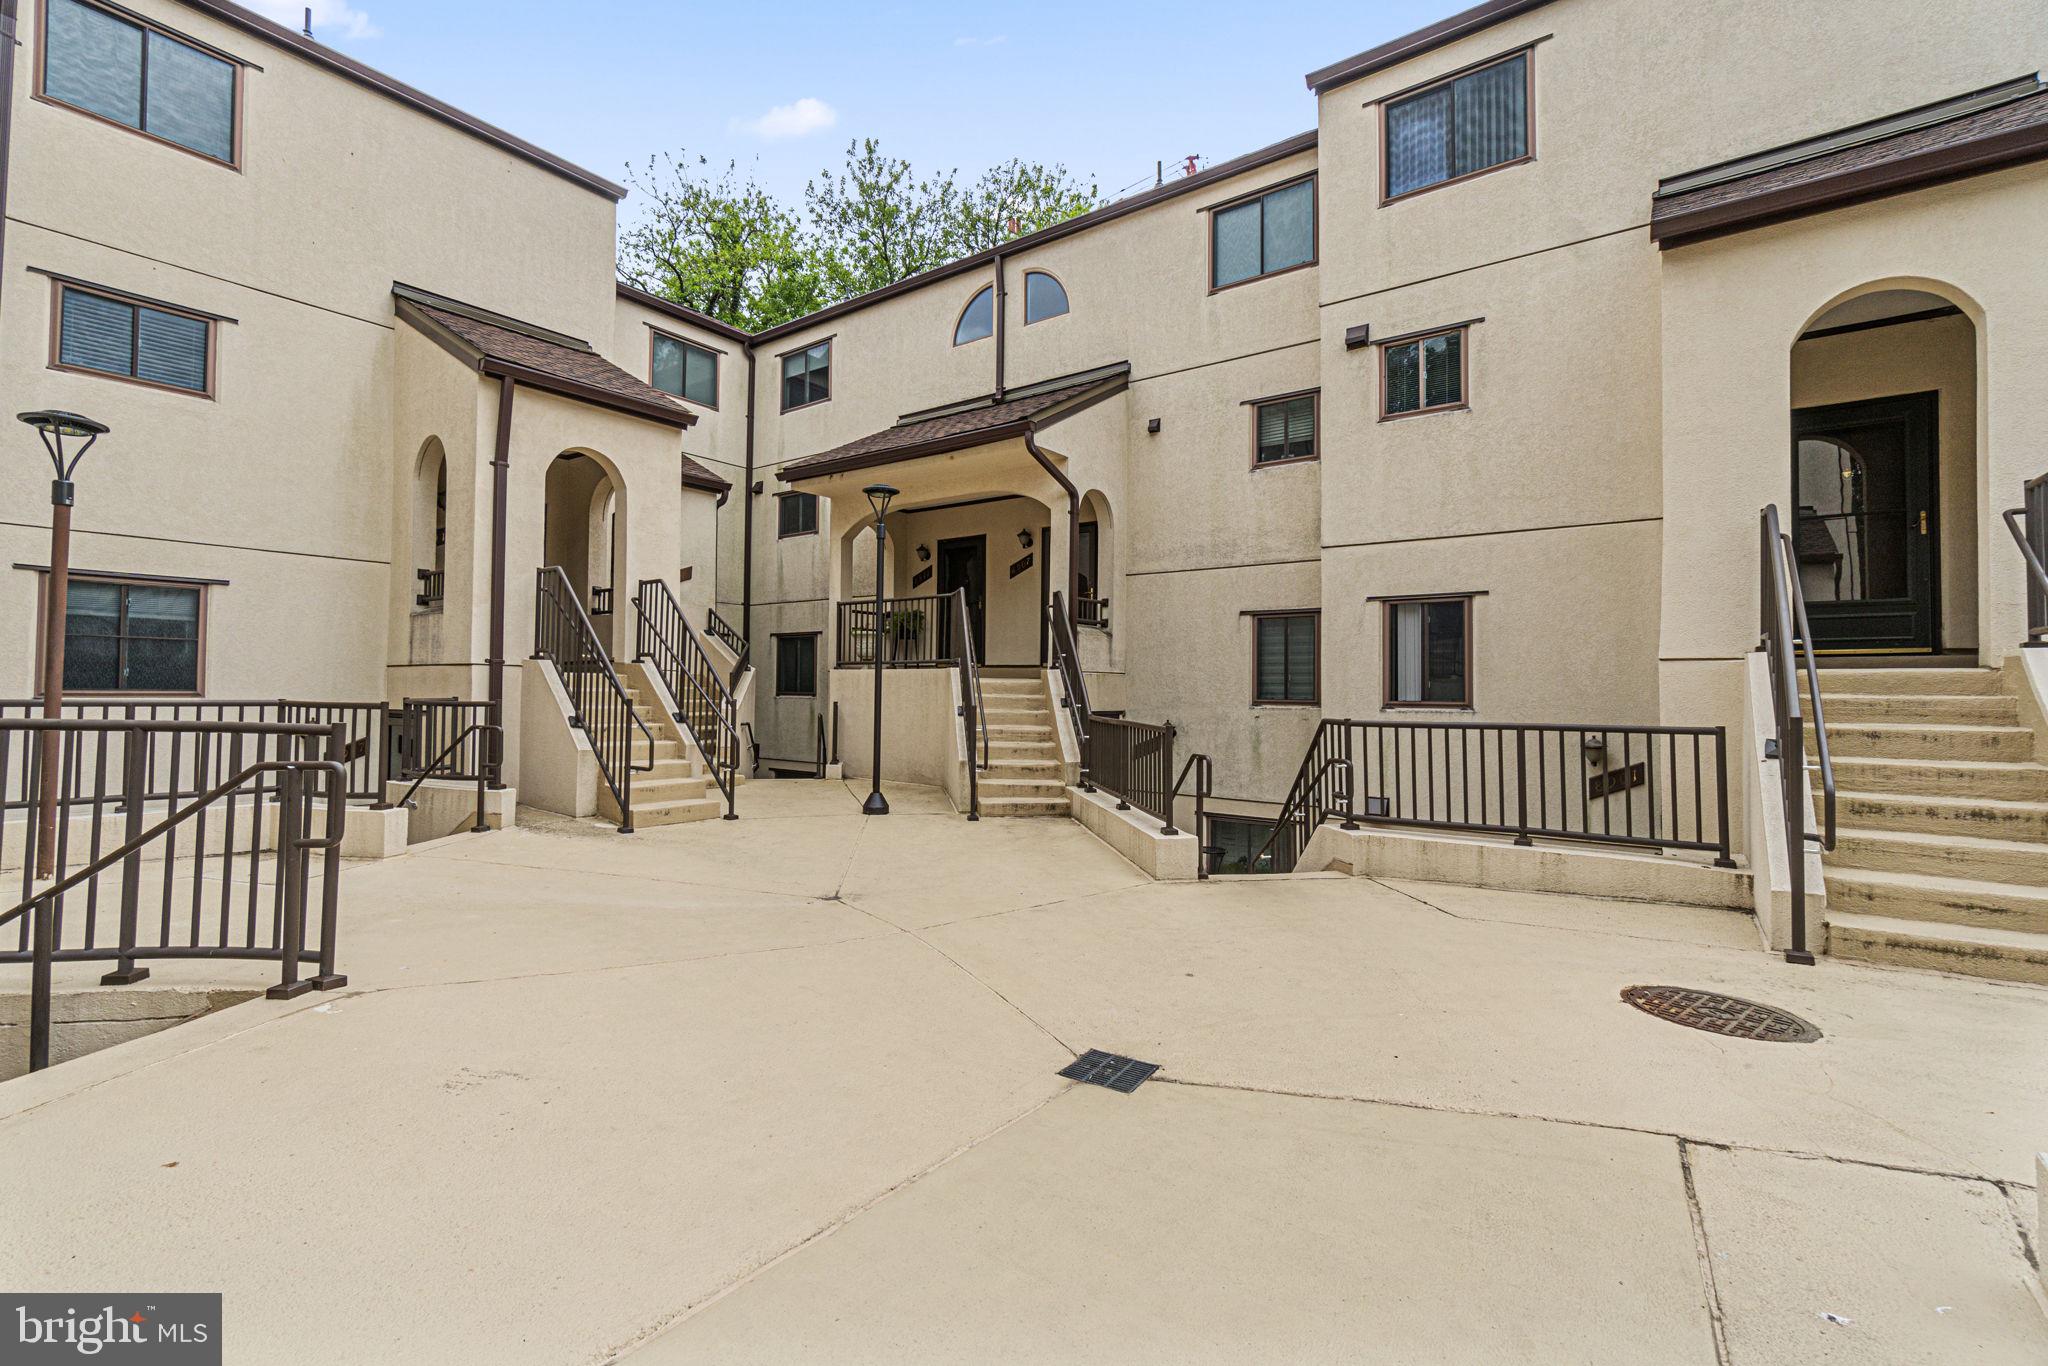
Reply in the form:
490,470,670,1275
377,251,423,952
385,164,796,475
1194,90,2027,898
590,585,614,617
2002,473,2048,645
1046,592,1094,790
1087,715,1176,824
384,704,499,837
1,717,348,1071
0,699,389,802
414,567,444,609
835,594,963,668
705,606,751,684
1762,503,1835,965
633,579,739,819
534,566,652,832
1160,752,1213,879
1075,595,1110,630
948,588,987,819
1249,733,1357,875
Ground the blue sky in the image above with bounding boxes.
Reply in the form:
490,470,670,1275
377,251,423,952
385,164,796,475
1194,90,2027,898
249,2,1461,214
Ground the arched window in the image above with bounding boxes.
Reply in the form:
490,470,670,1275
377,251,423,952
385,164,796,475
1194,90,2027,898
954,286,994,346
1024,271,1069,324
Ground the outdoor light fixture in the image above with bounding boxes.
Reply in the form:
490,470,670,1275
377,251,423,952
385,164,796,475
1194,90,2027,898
19,410,110,882
1017,529,1034,550
915,543,931,563
862,483,899,817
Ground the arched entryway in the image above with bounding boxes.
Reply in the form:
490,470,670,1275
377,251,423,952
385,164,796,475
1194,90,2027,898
542,449,627,652
411,437,447,611
1789,283,1980,658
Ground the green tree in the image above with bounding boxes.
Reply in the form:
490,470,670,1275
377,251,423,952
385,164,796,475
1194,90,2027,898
617,153,824,330
950,158,1100,256
803,139,965,301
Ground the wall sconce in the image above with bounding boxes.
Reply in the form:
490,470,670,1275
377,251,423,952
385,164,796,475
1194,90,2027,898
915,543,931,563
1146,418,1162,434
1017,529,1034,550
1581,735,1608,769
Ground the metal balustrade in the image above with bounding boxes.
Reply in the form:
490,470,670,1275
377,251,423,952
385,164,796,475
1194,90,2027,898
633,579,740,819
534,566,652,831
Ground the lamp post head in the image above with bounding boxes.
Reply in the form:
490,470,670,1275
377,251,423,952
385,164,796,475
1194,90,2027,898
19,411,108,506
862,483,899,522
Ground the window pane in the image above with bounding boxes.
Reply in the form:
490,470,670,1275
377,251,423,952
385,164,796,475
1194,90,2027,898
63,634,120,690
66,581,122,637
1256,617,1285,699
683,345,717,405
144,30,235,161
124,585,200,639
1286,396,1315,456
779,493,816,536
1212,201,1260,288
1256,402,1288,461
1384,342,1421,415
782,352,807,408
776,636,815,695
1261,181,1314,274
1077,521,1099,597
45,0,143,129
954,286,993,345
651,335,684,397
59,289,135,376
1392,602,1424,702
1386,86,1452,197
1423,331,1462,409
1285,616,1316,701
1453,55,1527,179
135,306,208,391
1423,600,1467,703
806,344,830,404
1024,271,1068,323
123,635,199,691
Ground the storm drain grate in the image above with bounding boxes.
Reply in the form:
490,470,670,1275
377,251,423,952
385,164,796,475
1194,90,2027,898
1622,985,1821,1043
1058,1050,1160,1093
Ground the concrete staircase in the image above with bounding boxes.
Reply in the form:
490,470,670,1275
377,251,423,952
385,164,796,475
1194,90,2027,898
591,671,727,828
1812,666,2048,984
975,671,1069,817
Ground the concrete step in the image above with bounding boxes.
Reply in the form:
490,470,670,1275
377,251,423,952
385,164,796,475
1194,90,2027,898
1826,755,2048,802
1812,722,2033,762
629,796,725,827
978,777,1066,798
982,704,1051,719
1836,789,2048,842
1828,826,2048,883
1825,911,2048,985
978,795,1070,818
1817,693,2019,726
632,776,710,804
1825,867,2048,936
985,757,1063,778
1814,667,2004,697
986,722,1054,738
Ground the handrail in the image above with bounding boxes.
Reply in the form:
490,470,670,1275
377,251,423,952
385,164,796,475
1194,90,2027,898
1760,504,1830,966
1248,754,1354,875
535,565,652,831
2003,473,2048,644
949,587,988,819
633,578,740,819
389,719,501,835
1158,752,1214,878
705,606,752,684
1047,591,1093,789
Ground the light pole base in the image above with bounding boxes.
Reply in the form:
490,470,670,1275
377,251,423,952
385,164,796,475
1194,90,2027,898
862,789,891,816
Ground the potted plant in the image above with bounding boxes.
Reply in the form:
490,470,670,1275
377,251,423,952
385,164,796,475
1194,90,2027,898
886,607,925,658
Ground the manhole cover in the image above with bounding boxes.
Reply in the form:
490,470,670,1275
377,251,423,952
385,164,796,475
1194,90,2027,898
1058,1050,1160,1093
1621,985,1821,1043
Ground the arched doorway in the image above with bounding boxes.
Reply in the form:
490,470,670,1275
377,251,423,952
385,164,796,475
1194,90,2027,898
411,438,447,610
542,450,626,646
1790,285,1979,656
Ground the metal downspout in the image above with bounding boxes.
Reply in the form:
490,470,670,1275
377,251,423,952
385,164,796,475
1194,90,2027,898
1023,429,1080,609
486,373,514,787
992,251,1006,402
0,0,19,331
741,347,757,644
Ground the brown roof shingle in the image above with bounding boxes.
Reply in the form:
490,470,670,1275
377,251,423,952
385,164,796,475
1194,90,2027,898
1653,84,2048,248
778,366,1130,482
395,289,729,494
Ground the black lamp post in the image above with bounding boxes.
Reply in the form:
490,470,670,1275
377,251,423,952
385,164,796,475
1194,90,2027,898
19,410,108,880
862,483,898,816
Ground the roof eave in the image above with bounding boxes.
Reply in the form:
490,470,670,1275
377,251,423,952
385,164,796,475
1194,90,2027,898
1652,118,2048,249
779,421,1035,484
480,357,698,429
616,283,755,344
1304,0,1554,95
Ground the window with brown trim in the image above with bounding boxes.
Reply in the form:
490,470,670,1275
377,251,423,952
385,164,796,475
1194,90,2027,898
651,332,718,407
1253,612,1317,704
777,492,818,538
53,281,214,395
1253,392,1317,465
1381,327,1465,418
780,341,831,410
1207,815,1280,874
40,0,239,166
774,633,818,697
1383,51,1530,201
43,575,206,694
953,286,994,345
1211,177,1316,290
1023,271,1069,324
1384,596,1471,707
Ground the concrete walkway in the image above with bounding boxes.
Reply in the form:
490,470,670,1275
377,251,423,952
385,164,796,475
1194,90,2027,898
0,779,2042,1364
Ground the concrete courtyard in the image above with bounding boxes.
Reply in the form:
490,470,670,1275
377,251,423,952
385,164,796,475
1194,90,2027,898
0,779,2043,1364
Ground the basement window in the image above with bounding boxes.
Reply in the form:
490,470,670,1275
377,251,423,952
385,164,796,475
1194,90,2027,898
1207,815,1279,874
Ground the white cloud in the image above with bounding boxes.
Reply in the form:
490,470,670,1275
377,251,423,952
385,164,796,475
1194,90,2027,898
244,0,379,40
731,97,839,141
954,35,1009,47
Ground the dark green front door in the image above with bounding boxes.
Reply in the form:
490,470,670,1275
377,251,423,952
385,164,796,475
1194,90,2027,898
1791,392,1939,654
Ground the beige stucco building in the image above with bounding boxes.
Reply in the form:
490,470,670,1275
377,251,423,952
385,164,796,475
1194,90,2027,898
7,0,2048,974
